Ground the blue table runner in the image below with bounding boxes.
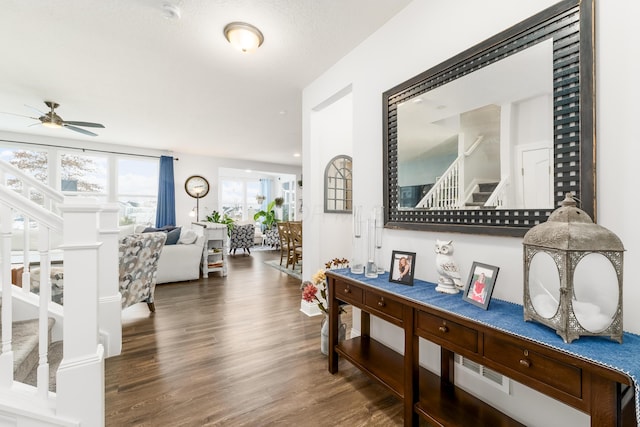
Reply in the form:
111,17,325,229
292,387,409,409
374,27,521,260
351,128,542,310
331,269,640,423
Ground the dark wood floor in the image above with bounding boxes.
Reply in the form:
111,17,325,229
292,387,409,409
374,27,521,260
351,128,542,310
105,250,407,426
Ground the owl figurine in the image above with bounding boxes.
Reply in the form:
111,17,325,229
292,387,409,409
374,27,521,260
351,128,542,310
434,239,463,294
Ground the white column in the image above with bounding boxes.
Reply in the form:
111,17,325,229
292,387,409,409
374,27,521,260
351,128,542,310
97,204,122,357
56,198,105,426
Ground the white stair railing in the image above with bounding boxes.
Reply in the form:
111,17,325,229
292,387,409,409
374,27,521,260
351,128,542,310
484,177,510,208
415,135,489,210
416,156,462,209
0,158,117,426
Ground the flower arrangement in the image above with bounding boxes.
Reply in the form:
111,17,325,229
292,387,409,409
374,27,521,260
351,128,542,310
301,258,349,315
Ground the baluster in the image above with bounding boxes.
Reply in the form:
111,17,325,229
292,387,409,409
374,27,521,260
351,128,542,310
37,226,50,397
22,214,32,294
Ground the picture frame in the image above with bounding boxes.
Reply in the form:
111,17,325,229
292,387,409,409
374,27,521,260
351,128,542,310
463,262,499,310
389,251,416,285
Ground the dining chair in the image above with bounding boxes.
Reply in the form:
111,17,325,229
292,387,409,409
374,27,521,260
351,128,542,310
288,221,303,268
277,222,292,267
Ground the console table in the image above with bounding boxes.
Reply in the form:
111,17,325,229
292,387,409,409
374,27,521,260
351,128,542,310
327,270,639,427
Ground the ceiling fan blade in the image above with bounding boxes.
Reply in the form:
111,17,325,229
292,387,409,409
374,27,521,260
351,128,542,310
63,120,105,128
24,104,46,115
0,111,38,120
63,124,98,137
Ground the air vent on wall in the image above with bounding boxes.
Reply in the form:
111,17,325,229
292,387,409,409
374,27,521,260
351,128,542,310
454,353,510,394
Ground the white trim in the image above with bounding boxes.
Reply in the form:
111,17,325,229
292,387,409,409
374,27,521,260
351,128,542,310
300,299,322,317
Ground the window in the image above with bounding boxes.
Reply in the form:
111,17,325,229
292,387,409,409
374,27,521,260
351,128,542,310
60,153,108,199
281,180,296,221
220,178,262,222
117,158,159,226
0,147,50,231
0,143,161,227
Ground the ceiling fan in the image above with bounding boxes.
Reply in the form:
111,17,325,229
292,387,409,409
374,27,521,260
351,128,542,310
1,101,105,137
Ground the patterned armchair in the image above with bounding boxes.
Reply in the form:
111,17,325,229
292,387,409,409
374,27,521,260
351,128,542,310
263,224,279,248
229,223,255,255
120,232,166,312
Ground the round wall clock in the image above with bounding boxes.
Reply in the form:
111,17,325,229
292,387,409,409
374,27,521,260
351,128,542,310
185,175,210,198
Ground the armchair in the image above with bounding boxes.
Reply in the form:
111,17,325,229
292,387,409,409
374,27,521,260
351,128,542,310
263,224,279,248
229,223,255,255
119,231,166,312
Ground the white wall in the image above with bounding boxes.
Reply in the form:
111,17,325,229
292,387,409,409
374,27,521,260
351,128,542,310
302,88,353,276
303,1,640,425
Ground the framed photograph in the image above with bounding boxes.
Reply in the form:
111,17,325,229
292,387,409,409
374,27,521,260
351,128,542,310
389,251,416,285
463,262,499,310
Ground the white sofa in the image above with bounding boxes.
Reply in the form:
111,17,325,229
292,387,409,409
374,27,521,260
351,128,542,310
120,225,204,284
155,234,204,284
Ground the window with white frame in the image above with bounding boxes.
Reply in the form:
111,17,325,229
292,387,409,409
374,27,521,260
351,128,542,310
0,143,160,227
117,158,159,226
219,178,262,222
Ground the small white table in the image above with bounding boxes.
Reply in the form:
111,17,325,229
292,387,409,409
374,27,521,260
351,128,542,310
193,222,228,277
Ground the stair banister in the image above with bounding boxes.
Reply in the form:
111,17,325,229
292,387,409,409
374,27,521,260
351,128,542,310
98,205,122,357
0,160,64,213
0,204,14,387
463,134,485,157
0,186,63,232
416,155,462,209
484,176,510,208
56,199,105,426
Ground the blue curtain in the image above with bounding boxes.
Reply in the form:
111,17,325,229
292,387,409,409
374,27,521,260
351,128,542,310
260,178,272,208
155,156,176,227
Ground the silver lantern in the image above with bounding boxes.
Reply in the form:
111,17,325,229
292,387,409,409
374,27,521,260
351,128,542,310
523,194,624,343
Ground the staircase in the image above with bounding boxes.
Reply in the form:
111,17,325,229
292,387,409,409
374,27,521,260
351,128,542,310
6,314,61,390
466,182,499,209
0,158,122,426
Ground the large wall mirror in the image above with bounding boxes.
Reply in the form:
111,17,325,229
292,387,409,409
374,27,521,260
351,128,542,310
383,0,594,237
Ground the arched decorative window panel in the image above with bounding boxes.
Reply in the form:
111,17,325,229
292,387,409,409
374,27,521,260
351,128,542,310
324,155,353,213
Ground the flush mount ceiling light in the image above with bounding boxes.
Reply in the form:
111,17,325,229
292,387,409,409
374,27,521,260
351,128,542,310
224,22,264,53
161,3,181,20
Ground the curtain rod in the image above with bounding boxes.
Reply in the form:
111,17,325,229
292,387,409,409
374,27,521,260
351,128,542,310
0,138,179,160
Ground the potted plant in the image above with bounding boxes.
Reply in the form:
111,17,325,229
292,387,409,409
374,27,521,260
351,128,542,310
205,210,235,236
274,196,284,207
253,200,279,230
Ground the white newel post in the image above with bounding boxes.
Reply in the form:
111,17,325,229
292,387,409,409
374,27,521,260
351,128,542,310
98,204,122,357
0,204,14,387
56,199,105,426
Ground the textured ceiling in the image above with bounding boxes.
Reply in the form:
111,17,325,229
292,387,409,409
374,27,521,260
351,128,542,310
0,0,411,165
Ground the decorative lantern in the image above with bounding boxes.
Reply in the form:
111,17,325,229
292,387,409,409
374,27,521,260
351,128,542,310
522,194,624,343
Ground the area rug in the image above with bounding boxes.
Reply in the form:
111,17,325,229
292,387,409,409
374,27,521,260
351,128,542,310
264,260,302,281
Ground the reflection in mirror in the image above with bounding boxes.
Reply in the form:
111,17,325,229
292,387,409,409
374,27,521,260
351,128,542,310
383,0,595,236
397,40,553,210
324,155,353,213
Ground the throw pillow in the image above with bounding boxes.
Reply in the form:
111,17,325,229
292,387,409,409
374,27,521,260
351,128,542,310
178,229,198,245
143,226,161,233
165,227,182,245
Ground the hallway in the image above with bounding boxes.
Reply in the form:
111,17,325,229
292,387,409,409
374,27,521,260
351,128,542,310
105,250,405,426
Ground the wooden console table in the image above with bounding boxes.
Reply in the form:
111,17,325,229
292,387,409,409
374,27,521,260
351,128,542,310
327,270,638,427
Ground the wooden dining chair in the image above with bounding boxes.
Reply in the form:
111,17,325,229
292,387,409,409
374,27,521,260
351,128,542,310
288,221,302,268
277,222,292,267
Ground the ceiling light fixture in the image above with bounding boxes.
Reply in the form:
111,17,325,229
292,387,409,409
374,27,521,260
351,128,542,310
224,22,264,53
161,3,181,20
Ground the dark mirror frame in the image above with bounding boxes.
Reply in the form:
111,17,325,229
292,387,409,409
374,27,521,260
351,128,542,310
383,0,594,237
